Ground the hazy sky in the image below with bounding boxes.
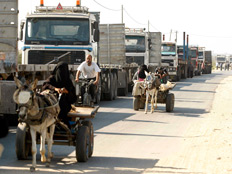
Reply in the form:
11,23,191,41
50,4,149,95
18,0,232,55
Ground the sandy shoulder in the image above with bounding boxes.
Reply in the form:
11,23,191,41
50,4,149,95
144,76,232,174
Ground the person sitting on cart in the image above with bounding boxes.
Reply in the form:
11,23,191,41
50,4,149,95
155,67,168,83
42,61,77,128
133,64,149,82
75,54,101,102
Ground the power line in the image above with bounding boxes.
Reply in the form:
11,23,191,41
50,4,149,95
123,8,147,26
92,0,120,11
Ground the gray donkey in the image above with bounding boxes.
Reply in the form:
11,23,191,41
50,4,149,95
13,77,60,172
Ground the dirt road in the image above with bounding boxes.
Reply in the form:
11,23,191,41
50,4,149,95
146,74,232,174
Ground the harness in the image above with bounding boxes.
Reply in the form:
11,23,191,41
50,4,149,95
18,91,59,125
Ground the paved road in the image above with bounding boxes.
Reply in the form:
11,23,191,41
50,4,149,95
0,70,231,173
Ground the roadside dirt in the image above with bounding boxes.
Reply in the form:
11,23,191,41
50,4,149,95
145,75,232,174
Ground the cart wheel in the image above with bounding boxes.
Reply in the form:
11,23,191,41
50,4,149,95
82,120,94,157
133,96,140,111
166,93,175,112
0,116,8,138
16,123,31,160
76,126,89,162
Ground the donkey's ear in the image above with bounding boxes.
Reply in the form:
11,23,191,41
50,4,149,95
30,79,38,90
14,77,23,88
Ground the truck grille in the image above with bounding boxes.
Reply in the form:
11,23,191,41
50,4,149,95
28,51,85,65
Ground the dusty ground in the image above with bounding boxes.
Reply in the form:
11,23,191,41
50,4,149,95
144,75,232,174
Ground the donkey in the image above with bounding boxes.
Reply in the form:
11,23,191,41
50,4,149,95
13,77,60,172
143,73,161,114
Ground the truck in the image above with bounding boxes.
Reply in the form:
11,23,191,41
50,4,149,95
177,45,190,79
216,55,226,70
202,50,212,74
0,0,18,137
124,28,161,89
198,47,205,74
161,42,180,81
0,0,137,134
189,46,202,76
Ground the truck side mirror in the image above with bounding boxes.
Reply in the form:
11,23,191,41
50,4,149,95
93,21,99,30
19,21,25,41
94,29,100,42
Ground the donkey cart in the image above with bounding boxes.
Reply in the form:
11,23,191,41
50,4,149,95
132,81,176,112
15,105,99,163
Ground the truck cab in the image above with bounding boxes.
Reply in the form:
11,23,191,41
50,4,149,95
20,4,99,67
216,55,227,70
161,42,178,81
189,46,200,76
125,28,148,65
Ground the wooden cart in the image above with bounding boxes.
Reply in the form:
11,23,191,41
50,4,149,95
132,81,176,112
15,106,99,162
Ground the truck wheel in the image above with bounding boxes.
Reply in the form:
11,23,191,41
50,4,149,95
133,96,140,111
166,93,175,112
113,73,118,100
76,126,89,162
0,116,8,138
16,123,31,160
81,121,94,157
105,73,114,101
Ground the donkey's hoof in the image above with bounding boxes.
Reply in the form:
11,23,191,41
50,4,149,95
144,112,147,114
30,167,35,172
41,156,47,163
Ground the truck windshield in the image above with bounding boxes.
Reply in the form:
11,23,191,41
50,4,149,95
25,18,90,45
125,35,145,53
190,50,197,58
198,51,203,59
217,57,226,62
161,44,176,56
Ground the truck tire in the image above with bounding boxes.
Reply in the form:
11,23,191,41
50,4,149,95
76,126,89,162
81,121,94,158
0,116,8,138
166,93,175,112
16,123,31,160
105,72,114,101
113,73,117,100
133,96,140,111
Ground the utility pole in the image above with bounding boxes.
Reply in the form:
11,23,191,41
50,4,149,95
121,5,123,23
148,20,150,32
175,31,178,42
183,32,186,61
169,29,172,41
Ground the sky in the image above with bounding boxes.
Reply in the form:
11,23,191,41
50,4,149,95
18,0,232,55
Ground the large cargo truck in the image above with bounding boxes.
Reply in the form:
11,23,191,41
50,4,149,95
0,0,135,118
161,42,180,81
125,28,161,68
0,0,19,137
198,47,205,74
216,55,227,70
177,45,190,79
189,46,202,76
99,23,136,97
203,50,212,74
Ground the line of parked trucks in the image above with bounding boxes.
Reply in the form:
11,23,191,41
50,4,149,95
0,0,212,136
